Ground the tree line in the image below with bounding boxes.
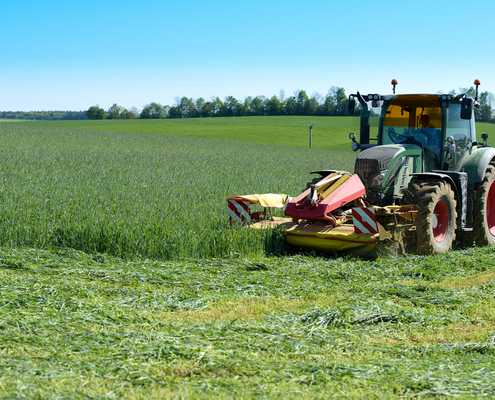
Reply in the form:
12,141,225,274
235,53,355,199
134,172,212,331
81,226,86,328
456,87,494,123
87,87,352,120
2,86,494,122
88,86,495,123
0,110,88,120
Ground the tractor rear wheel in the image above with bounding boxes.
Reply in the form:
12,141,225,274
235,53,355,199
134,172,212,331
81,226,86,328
408,180,457,254
473,165,495,246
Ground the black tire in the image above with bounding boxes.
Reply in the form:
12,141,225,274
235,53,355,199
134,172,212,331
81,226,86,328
406,180,457,255
473,165,495,246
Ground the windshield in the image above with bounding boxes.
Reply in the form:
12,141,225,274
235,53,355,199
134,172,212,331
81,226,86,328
381,95,442,153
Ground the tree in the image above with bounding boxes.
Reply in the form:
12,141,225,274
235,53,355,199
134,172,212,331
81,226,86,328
478,91,494,122
120,109,131,119
211,97,224,117
452,87,495,122
200,101,215,118
243,96,252,114
167,106,181,118
120,106,139,119
294,90,310,115
249,96,266,116
176,97,197,118
195,98,206,117
327,87,347,115
140,107,151,119
265,95,282,115
320,94,334,116
283,96,297,115
86,105,106,120
222,96,236,117
223,96,245,116
129,106,140,118
140,102,164,119
458,87,477,99
107,103,123,119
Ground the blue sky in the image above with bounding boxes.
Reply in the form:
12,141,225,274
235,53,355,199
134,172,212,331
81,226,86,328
2,0,494,112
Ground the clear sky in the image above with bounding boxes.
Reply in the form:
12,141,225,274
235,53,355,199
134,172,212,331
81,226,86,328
2,0,494,112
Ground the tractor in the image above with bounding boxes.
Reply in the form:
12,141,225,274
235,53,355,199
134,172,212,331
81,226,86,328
341,78,494,254
228,80,495,256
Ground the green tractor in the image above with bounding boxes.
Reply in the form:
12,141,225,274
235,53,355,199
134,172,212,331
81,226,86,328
346,79,495,254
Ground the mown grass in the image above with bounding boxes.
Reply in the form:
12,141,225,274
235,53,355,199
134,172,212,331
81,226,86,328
1,246,495,398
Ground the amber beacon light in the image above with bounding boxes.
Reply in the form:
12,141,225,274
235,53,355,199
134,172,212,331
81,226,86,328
391,79,398,94
474,79,481,101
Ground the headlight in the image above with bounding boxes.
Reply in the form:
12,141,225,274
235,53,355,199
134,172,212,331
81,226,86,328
371,172,386,187
351,141,359,151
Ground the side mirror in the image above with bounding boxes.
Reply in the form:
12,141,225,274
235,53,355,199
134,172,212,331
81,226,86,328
346,99,356,115
461,97,473,119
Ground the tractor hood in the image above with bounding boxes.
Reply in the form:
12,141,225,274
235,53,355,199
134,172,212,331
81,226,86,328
354,144,422,190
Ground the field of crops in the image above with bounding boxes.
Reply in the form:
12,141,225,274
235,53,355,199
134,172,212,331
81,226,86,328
0,118,495,398
0,123,356,260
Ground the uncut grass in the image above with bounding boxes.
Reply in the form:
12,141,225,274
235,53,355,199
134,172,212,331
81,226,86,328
1,246,495,397
0,124,355,260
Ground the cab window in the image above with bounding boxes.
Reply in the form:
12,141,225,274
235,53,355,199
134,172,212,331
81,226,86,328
447,103,471,143
444,103,471,171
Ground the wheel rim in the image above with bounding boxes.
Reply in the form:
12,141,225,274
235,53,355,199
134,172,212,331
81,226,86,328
486,181,495,236
432,199,449,243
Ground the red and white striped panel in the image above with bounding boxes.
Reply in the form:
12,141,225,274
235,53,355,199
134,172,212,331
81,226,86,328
352,207,378,234
228,198,253,225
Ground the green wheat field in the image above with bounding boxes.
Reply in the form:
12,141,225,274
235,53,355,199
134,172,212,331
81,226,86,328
1,117,495,398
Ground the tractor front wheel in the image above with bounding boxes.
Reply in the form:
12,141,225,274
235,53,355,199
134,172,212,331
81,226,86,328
409,180,457,254
473,165,495,246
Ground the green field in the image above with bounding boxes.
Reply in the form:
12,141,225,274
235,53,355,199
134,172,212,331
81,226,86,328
1,116,495,398
14,115,495,150
15,116,364,151
0,123,356,260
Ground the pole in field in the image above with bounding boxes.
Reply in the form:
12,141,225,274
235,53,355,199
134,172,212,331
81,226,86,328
303,121,318,149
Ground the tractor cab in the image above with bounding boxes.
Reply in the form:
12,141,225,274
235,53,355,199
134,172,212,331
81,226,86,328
346,84,478,206
378,94,476,172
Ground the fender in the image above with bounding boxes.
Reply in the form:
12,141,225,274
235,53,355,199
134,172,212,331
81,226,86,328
460,147,495,184
409,171,469,228
409,172,459,198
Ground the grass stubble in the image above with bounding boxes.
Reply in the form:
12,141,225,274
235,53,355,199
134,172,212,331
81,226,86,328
0,122,494,397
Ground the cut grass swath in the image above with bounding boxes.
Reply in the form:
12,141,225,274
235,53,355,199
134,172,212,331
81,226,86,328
0,246,495,397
